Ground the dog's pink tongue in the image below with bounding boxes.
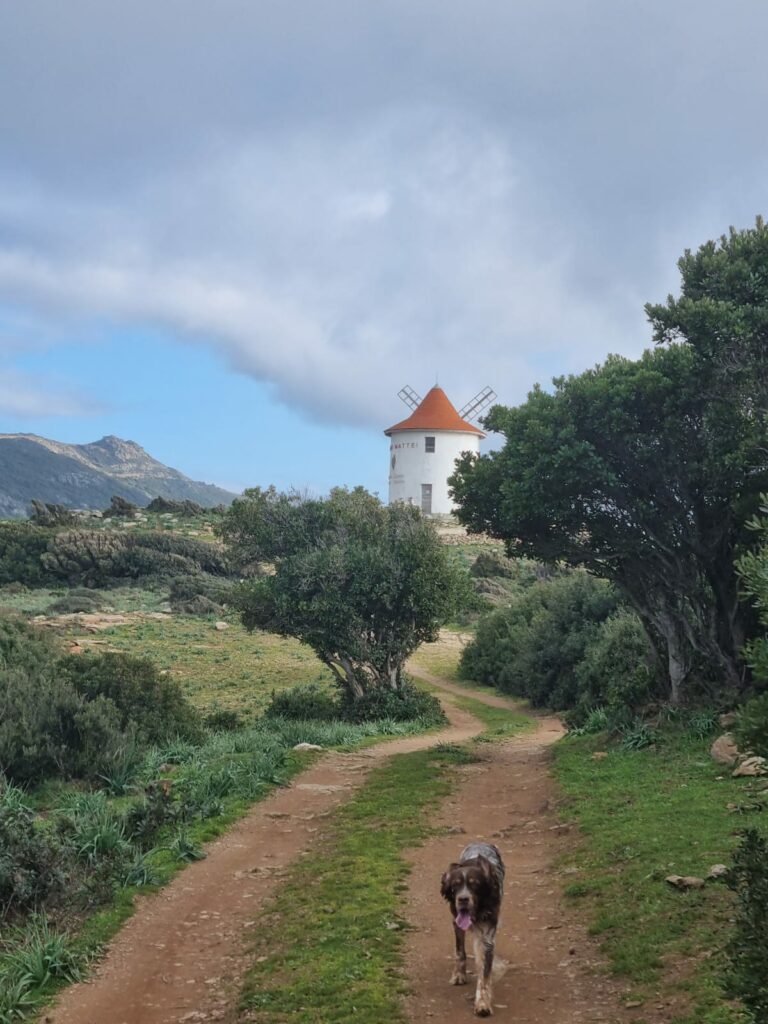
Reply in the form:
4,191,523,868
455,911,472,932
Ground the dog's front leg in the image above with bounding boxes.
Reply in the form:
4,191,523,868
472,927,496,1016
449,923,468,985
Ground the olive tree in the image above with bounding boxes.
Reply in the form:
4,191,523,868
219,486,468,700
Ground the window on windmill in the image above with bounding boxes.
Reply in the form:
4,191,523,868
425,436,436,453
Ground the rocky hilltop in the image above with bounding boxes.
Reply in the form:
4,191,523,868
0,433,237,519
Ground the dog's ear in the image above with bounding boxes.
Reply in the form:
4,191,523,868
440,865,460,900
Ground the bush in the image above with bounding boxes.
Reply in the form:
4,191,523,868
264,684,340,722
58,652,203,745
0,524,53,586
0,616,58,674
146,497,206,516
102,495,138,518
203,708,244,732
0,782,67,915
724,829,768,1023
571,610,659,724
47,591,105,615
0,667,129,784
168,574,231,615
460,573,622,709
339,680,445,725
29,500,77,527
734,693,768,758
40,529,230,587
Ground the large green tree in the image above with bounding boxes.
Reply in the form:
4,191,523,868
219,486,467,699
452,221,768,704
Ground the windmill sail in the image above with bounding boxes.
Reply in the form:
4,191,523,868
459,386,497,422
397,385,423,411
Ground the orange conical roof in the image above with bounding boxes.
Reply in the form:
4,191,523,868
384,387,485,436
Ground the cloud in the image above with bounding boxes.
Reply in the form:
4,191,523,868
0,369,104,418
1,1,768,427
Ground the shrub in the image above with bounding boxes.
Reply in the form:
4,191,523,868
40,529,230,586
0,616,58,674
146,497,206,516
29,500,77,528
0,523,53,586
338,680,445,725
168,574,231,615
460,573,622,709
0,667,129,784
58,652,203,745
734,693,768,758
724,829,768,1023
102,495,138,518
0,782,67,915
204,708,244,731
571,609,659,723
264,684,340,722
47,591,105,614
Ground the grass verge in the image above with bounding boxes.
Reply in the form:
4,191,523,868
238,745,469,1023
553,730,759,1024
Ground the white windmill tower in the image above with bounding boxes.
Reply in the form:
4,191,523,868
384,384,496,515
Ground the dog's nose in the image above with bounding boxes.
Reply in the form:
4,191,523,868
457,896,470,907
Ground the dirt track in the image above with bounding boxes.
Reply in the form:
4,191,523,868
402,709,636,1023
49,670,633,1024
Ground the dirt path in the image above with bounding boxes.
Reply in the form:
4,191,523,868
48,697,483,1024
403,713,634,1024
50,670,633,1024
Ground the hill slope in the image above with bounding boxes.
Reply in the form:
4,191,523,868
0,434,237,518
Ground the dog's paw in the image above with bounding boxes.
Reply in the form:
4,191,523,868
474,997,493,1017
449,972,468,986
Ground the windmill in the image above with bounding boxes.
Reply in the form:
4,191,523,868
385,383,495,515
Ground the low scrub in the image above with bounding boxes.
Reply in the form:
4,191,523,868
724,829,768,1023
59,652,204,745
264,680,445,727
734,693,768,758
460,572,659,715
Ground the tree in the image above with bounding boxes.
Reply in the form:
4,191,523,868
219,487,468,699
450,341,765,703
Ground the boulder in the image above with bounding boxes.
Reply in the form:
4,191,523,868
733,756,768,778
710,733,740,766
719,711,738,729
214,621,230,631
665,875,706,891
292,742,324,752
706,864,729,881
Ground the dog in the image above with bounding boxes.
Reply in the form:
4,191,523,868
440,842,505,1017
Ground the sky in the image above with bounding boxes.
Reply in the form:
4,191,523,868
2,1,768,496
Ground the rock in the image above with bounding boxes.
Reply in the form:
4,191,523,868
710,733,740,766
733,756,768,777
292,742,324,752
719,711,738,729
214,621,229,631
706,864,729,881
665,875,706,890
591,751,608,761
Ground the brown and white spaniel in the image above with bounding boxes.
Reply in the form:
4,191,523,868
440,842,505,1017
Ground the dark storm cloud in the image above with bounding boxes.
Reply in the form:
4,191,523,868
1,0,767,422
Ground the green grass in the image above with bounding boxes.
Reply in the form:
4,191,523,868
553,730,759,1024
238,745,471,1023
63,613,333,718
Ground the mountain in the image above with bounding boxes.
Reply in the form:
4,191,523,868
0,434,238,519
